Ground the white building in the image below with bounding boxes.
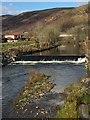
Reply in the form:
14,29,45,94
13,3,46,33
5,33,20,42
59,34,73,37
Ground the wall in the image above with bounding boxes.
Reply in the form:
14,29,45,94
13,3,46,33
5,35,15,39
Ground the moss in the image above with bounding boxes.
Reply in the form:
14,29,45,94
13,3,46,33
79,94,90,104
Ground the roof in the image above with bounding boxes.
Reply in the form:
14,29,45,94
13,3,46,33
5,32,20,36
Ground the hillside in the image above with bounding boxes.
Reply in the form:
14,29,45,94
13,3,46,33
2,4,89,37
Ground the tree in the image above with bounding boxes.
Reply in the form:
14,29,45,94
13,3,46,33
42,23,60,47
31,21,60,47
32,22,44,47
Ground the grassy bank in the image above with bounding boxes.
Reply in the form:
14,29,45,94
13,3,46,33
1,41,35,52
55,77,90,118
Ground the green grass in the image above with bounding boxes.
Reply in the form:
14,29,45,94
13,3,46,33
56,100,78,118
1,40,36,51
80,94,90,104
55,82,89,118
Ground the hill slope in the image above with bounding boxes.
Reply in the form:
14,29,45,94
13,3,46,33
2,4,89,35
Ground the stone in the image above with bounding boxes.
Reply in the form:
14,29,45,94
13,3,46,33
79,104,90,118
36,106,39,109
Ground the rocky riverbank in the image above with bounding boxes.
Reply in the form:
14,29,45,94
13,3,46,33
55,76,90,119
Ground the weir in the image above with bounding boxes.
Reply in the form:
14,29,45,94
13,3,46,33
17,54,85,61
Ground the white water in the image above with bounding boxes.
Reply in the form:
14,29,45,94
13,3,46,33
12,57,86,65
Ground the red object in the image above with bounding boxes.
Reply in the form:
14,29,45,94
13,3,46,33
6,37,14,40
5,32,20,36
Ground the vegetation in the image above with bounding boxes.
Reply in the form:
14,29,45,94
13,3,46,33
2,4,88,46
79,94,90,104
1,4,89,56
13,71,54,111
2,3,90,118
3,4,88,33
31,22,60,47
2,41,35,51
42,23,60,46
56,100,78,118
55,80,90,118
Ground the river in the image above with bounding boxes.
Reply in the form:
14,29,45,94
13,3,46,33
2,61,86,118
2,45,86,118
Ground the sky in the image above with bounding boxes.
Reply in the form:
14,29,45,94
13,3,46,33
1,1,88,15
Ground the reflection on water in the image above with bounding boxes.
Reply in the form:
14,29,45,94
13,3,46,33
33,44,83,55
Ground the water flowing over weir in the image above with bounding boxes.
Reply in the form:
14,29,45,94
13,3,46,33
17,54,85,61
13,54,86,65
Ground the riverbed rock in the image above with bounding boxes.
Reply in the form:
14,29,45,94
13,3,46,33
13,71,54,111
81,77,90,88
79,104,90,118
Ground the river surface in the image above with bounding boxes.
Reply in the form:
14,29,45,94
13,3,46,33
2,62,86,118
2,44,86,118
33,44,83,55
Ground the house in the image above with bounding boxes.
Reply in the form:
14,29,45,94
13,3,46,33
59,33,75,44
4,32,21,42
